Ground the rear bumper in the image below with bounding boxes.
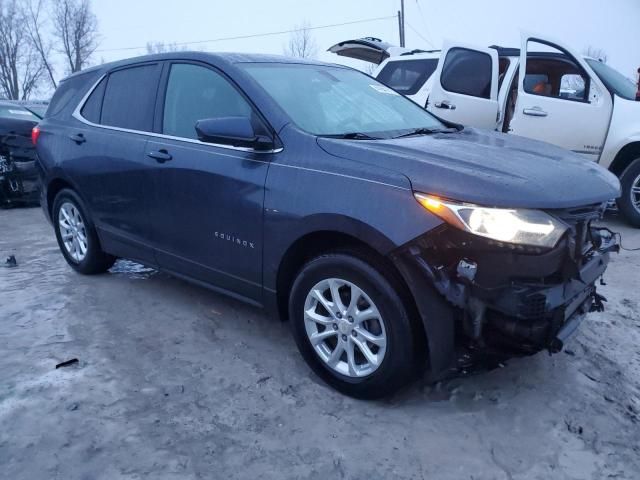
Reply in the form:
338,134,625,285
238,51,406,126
391,224,619,377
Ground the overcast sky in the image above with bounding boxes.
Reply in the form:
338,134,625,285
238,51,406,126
92,0,638,79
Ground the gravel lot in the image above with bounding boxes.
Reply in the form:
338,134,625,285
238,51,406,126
1,207,639,479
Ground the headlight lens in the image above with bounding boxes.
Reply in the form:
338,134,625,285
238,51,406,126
415,193,568,248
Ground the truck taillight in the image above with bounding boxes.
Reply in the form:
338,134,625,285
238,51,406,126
31,126,40,145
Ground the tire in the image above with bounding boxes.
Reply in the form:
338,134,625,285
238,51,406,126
52,188,116,274
617,157,640,228
289,250,420,399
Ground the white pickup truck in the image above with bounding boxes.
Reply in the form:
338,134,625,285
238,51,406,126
330,34,640,226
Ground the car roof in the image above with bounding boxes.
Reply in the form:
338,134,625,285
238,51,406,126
65,51,342,82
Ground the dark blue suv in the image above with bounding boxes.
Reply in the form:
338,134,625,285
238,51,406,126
35,52,620,398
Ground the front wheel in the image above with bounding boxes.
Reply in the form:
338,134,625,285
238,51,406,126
289,251,420,399
617,157,640,227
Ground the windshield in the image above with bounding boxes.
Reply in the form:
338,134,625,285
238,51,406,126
0,105,40,122
586,59,637,101
242,63,445,137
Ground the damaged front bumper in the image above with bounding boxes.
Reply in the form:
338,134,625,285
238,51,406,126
392,207,620,376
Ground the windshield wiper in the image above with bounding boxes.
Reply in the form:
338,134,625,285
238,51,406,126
393,127,457,139
320,132,381,140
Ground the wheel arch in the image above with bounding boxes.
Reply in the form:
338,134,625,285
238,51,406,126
46,177,76,219
609,141,640,177
274,227,414,323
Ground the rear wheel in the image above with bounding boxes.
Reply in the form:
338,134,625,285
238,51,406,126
289,251,420,399
617,158,640,228
53,189,116,274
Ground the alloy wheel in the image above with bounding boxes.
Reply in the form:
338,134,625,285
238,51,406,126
58,202,88,262
303,278,387,378
631,173,640,214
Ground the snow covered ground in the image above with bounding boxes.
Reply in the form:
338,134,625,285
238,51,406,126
1,207,639,479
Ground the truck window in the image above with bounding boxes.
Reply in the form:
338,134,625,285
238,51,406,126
560,74,586,100
377,59,438,95
498,58,511,89
524,40,589,102
440,48,492,99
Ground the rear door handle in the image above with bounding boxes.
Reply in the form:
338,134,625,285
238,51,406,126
434,101,456,110
523,107,548,117
147,149,173,163
69,133,86,144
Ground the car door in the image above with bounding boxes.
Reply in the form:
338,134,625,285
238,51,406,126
426,42,499,128
70,63,162,264
148,61,273,302
508,34,613,159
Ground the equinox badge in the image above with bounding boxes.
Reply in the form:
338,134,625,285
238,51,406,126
215,231,255,249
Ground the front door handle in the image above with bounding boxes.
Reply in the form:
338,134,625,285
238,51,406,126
147,149,173,163
434,101,456,110
69,133,86,144
523,107,548,117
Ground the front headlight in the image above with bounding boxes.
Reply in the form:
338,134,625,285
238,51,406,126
414,193,568,248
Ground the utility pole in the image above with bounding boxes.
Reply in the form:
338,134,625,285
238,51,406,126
398,0,406,47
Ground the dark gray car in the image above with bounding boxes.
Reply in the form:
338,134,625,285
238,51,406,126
35,53,620,398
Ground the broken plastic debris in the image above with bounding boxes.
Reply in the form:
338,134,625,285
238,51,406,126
55,358,79,369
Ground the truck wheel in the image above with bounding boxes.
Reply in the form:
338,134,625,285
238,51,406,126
617,158,640,228
289,250,420,399
53,189,116,274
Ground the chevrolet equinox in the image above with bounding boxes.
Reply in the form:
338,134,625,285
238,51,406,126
35,53,621,398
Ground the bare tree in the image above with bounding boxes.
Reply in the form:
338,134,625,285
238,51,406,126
145,41,186,54
52,0,98,73
25,0,57,89
0,0,45,99
284,22,317,59
583,46,608,63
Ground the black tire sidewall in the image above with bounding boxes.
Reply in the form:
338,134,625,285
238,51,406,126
52,189,112,274
289,253,416,398
617,158,640,227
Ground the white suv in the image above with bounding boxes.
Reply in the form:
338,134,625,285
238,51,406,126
330,34,640,226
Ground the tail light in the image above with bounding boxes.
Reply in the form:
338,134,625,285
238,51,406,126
31,125,40,145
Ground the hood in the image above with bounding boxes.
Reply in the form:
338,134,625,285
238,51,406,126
318,128,620,209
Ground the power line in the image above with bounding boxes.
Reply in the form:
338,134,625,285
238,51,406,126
95,15,397,53
414,0,435,47
406,22,435,48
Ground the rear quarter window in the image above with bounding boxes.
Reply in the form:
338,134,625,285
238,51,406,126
377,59,438,95
80,77,107,124
46,71,99,118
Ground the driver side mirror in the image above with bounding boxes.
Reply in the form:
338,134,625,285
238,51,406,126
195,116,274,151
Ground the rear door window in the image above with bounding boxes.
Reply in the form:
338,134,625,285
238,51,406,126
440,48,493,98
101,64,160,131
376,59,438,95
162,63,252,140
